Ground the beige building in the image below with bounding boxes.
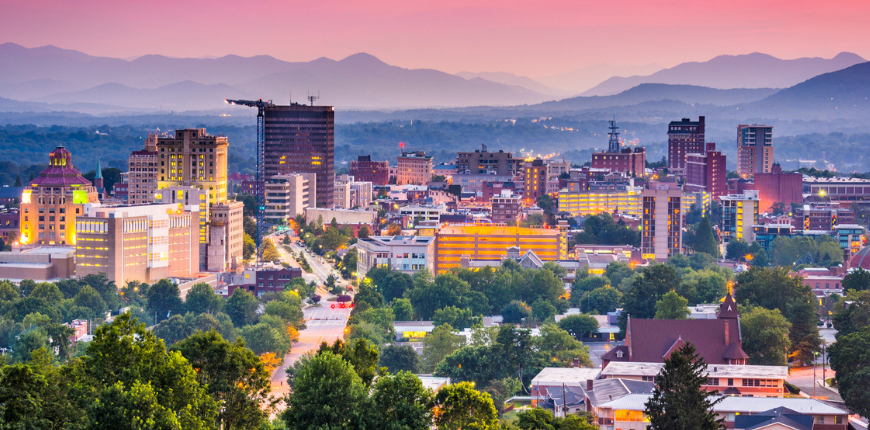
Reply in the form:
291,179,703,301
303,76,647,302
434,224,567,274
208,201,244,271
156,128,229,204
127,133,159,205
0,247,75,282
75,204,200,284
156,186,210,245
397,151,433,185
20,146,100,246
264,173,317,222
304,207,377,226
333,175,373,209
736,124,773,179
641,187,683,261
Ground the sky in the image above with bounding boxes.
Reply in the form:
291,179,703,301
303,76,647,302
1,0,869,77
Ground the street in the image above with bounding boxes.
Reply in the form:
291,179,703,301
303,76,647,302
786,366,841,402
586,342,620,368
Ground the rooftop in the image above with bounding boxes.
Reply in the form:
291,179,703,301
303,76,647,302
597,394,847,415
531,367,602,387
601,361,788,379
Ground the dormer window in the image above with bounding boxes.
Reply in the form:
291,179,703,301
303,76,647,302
616,351,624,358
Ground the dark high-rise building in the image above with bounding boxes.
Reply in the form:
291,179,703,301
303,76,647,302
350,155,389,186
264,104,335,208
667,116,706,173
685,142,726,200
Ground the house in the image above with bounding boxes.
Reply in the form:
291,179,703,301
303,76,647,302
601,293,749,367
734,407,813,430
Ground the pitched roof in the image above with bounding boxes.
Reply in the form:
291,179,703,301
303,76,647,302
622,318,747,365
718,293,740,319
734,407,814,430
583,378,655,408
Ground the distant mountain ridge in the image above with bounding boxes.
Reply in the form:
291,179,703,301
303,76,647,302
583,52,866,96
0,43,555,110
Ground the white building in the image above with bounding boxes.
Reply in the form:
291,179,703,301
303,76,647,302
720,190,759,244
356,235,436,277
264,173,317,222
399,203,447,224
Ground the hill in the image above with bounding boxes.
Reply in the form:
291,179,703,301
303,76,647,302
538,84,779,111
583,52,866,96
0,44,554,109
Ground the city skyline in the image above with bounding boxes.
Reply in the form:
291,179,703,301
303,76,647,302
1,0,868,77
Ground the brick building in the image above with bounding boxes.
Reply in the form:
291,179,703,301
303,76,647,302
127,133,159,205
349,155,389,186
685,142,726,200
667,116,706,173
397,151,434,185
750,163,803,212
737,124,774,179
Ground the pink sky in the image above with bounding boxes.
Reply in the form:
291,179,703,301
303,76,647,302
2,0,868,77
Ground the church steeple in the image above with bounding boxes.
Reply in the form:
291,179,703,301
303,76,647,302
94,159,104,190
718,292,740,320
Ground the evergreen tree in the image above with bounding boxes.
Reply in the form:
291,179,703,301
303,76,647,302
645,342,724,430
694,216,719,257
13,175,21,187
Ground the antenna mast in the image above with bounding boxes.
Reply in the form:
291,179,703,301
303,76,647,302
607,118,621,153
307,91,320,106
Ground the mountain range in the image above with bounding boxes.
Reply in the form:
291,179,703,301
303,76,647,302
0,43,867,114
581,52,866,96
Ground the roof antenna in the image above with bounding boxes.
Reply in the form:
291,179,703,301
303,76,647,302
307,90,320,106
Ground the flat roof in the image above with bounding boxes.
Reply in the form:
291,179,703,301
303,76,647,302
22,247,75,255
597,394,847,415
601,362,788,379
416,376,450,391
532,367,601,386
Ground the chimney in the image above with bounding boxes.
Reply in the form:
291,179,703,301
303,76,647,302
724,321,730,345
586,379,594,391
573,358,580,368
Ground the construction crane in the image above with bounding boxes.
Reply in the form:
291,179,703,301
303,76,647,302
225,98,275,264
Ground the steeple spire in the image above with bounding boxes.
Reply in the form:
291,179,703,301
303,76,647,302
95,160,103,179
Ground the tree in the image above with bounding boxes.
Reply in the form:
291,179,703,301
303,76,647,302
262,238,281,262
386,223,402,236
184,283,224,315
578,286,621,314
152,314,191,346
531,299,557,322
828,327,870,419
434,306,482,331
264,299,303,325
241,322,292,356
392,298,414,321
422,324,464,373
725,239,750,261
693,217,719,257
558,314,599,340
145,279,185,323
432,381,498,430
515,408,597,430
81,273,121,312
843,267,870,292
655,291,690,320
173,331,273,430
243,233,256,260
321,226,349,251
357,225,371,239
535,324,592,367
833,290,870,339
369,371,434,430
406,273,468,320
735,267,821,366
225,288,259,327
282,351,368,430
316,338,381,387
619,264,678,332
76,313,218,429
740,306,791,366
73,285,108,319
379,345,421,374
501,300,531,324
644,342,724,430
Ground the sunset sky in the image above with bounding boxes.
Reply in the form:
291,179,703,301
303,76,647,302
2,0,868,77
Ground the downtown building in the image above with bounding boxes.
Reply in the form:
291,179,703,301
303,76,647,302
156,129,229,205
334,175,373,209
20,146,100,246
720,190,760,244
349,155,389,186
397,151,434,185
558,185,643,218
264,103,335,208
640,186,683,261
433,224,567,274
684,142,726,200
523,159,548,205
74,203,200,283
736,124,774,179
264,173,317,222
491,191,522,225
590,120,645,177
355,235,436,278
127,133,159,205
457,144,524,176
667,116,706,174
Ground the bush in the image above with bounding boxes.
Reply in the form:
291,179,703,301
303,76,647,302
783,381,800,394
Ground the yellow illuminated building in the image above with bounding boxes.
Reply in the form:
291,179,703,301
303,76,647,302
155,129,228,205
19,146,99,246
558,188,642,217
434,224,567,274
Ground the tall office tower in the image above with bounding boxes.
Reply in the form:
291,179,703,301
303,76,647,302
156,129,229,205
263,104,335,208
685,142,727,200
523,159,548,204
456,144,524,176
720,190,760,244
19,146,100,246
641,186,683,261
667,116,706,173
128,133,159,205
737,124,774,179
350,155,389,186
397,151,434,185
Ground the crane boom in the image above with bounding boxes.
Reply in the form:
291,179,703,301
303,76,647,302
225,98,274,265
